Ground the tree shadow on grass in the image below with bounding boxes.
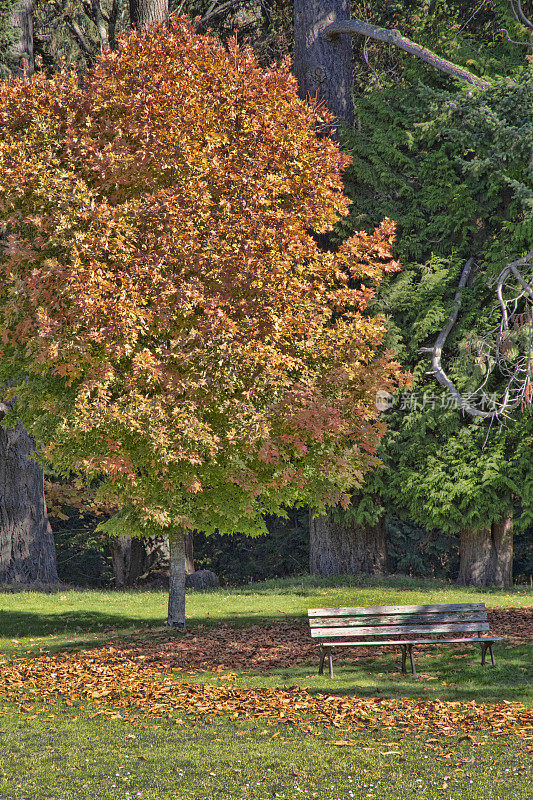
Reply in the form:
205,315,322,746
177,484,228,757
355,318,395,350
0,609,167,636
0,608,296,639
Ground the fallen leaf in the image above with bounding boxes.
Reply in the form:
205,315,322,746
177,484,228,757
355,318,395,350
329,740,357,746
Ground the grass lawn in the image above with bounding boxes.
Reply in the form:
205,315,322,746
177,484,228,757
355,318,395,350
0,575,531,799
0,705,531,800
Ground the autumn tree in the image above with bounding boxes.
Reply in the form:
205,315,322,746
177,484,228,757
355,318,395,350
15,1,286,586
0,17,402,624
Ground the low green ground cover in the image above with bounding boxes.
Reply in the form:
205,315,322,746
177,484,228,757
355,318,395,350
0,577,531,799
0,704,530,800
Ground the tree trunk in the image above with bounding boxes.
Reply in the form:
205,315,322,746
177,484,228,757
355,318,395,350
91,0,110,52
110,535,169,587
0,423,58,584
457,515,513,587
167,530,186,627
293,0,354,128
309,509,388,576
185,531,194,575
110,536,130,588
10,0,34,81
491,514,514,587
129,0,168,31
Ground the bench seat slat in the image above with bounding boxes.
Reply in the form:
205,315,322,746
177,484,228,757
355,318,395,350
308,603,485,617
316,637,503,647
310,611,487,627
310,622,490,638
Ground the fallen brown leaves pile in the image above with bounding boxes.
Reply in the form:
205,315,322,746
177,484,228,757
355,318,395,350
129,608,532,673
485,607,533,643
0,615,531,740
143,622,317,672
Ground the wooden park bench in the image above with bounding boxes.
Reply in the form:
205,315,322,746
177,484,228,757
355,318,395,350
308,602,503,678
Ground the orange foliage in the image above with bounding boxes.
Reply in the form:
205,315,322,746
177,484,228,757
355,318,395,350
0,18,404,537
44,480,115,520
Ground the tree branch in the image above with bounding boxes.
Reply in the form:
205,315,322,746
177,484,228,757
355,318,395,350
431,259,496,417
91,0,110,52
323,19,490,88
432,252,533,420
65,16,94,63
196,0,244,28
513,0,533,29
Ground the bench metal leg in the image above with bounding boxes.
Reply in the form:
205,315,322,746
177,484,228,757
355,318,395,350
481,642,496,667
401,645,416,676
408,644,417,677
319,647,326,675
318,647,334,677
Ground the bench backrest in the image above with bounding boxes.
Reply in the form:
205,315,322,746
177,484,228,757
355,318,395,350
308,603,489,641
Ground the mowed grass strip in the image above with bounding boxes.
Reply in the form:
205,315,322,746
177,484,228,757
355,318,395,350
0,704,531,800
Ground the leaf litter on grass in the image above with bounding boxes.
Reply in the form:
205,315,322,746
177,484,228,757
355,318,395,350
0,628,531,740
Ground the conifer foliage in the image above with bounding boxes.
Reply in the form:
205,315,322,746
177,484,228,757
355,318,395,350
0,18,401,623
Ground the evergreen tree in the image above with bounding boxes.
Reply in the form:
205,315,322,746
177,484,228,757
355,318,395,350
312,2,532,583
326,1,533,585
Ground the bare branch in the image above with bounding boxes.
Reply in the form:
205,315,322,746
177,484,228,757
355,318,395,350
432,251,533,420
65,16,94,63
81,0,94,21
498,28,532,45
323,19,490,88
91,0,110,51
431,259,496,417
514,0,533,29
196,0,245,28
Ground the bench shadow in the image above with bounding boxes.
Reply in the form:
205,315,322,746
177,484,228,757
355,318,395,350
267,648,533,704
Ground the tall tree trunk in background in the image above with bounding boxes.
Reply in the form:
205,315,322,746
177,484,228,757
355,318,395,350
110,535,169,587
129,0,168,31
293,0,354,128
0,423,58,584
295,2,370,577
457,514,513,587
167,530,186,627
491,514,514,587
110,536,129,588
310,509,388,576
10,0,34,80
